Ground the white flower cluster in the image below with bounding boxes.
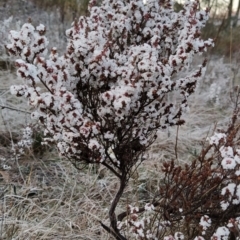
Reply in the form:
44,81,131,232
118,205,238,240
7,23,48,63
12,126,33,158
6,0,213,166
164,233,184,240
220,146,240,170
208,132,226,145
17,126,33,149
208,133,240,211
117,203,159,240
211,226,230,240
199,215,212,235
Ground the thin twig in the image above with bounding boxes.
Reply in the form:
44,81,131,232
0,105,31,114
175,125,179,162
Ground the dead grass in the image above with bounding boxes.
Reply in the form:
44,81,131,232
1,157,115,239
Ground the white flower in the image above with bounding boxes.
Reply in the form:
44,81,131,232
174,232,184,239
144,203,155,211
200,215,212,233
208,133,226,146
211,227,230,240
221,157,236,169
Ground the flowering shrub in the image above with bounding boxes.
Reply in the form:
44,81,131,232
116,87,240,239
6,0,213,239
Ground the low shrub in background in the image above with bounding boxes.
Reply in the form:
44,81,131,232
117,87,240,239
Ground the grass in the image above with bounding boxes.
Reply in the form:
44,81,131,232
1,158,112,239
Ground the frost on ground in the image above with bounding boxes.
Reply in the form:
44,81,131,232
0,71,30,133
